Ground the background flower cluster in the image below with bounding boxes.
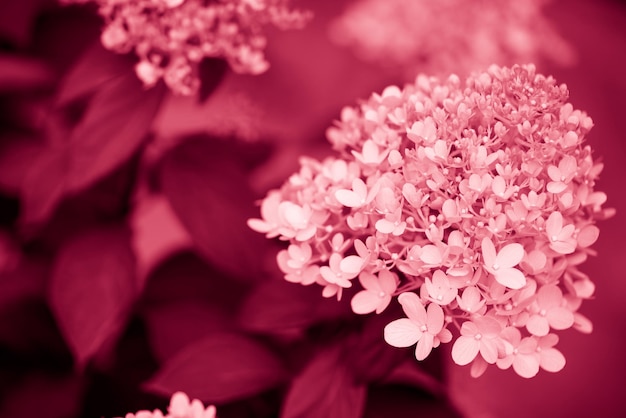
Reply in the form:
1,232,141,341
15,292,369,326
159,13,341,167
0,0,625,417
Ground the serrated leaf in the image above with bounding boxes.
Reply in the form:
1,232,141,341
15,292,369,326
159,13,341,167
281,344,366,418
48,226,137,365
145,333,287,403
160,136,267,280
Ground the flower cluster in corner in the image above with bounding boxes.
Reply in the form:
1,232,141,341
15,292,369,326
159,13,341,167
249,64,612,378
122,392,216,418
329,0,575,78
61,0,311,95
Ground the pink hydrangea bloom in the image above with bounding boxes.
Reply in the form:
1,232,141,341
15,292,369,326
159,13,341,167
249,64,611,377
329,0,575,78
61,0,311,94
122,391,217,418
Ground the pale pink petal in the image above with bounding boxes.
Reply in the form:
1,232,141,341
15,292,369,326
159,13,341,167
384,318,422,347
335,189,364,208
526,315,550,336
452,336,480,365
340,255,364,275
547,307,574,330
351,290,382,315
169,392,190,416
358,272,379,291
495,243,524,268
426,303,444,334
539,348,566,372
545,211,563,237
420,245,442,265
375,218,396,234
437,328,453,344
379,270,399,294
537,285,563,309
547,181,567,194
512,354,540,378
481,237,497,267
549,239,577,254
398,292,427,323
415,332,435,361
459,320,479,337
479,339,499,364
577,224,600,247
494,267,526,289
470,356,489,377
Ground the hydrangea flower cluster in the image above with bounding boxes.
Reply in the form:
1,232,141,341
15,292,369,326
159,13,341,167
329,0,574,77
62,0,310,94
121,392,216,418
249,64,611,378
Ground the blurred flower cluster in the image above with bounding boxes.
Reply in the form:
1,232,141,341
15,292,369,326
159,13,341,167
122,392,216,418
249,64,611,378
330,0,575,78
61,0,310,94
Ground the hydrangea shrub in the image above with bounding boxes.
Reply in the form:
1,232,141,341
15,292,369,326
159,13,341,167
249,64,612,378
61,0,311,94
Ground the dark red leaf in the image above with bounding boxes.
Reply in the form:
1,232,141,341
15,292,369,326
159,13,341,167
160,136,268,280
281,345,367,418
145,333,288,403
281,344,367,418
20,147,68,226
55,41,135,105
363,384,463,418
345,313,406,384
197,58,229,103
0,372,82,418
238,279,352,334
0,135,43,194
48,226,137,365
0,53,54,91
64,72,165,192
0,0,46,46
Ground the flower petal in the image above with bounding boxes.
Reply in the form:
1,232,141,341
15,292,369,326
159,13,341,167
451,336,480,366
384,318,421,348
398,292,427,323
494,267,526,289
539,348,566,372
495,243,524,268
426,303,444,334
415,333,435,361
512,354,540,378
350,290,381,315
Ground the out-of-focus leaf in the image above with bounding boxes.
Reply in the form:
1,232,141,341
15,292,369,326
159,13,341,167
0,372,81,418
143,301,233,363
160,136,268,280
281,343,366,418
197,58,229,104
238,279,352,334
145,333,288,403
20,71,164,226
141,251,249,361
0,54,54,91
0,0,46,46
0,135,43,194
130,193,192,283
20,147,68,226
48,226,137,366
345,313,406,384
0,255,47,309
55,41,135,105
64,72,165,192
363,384,463,418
